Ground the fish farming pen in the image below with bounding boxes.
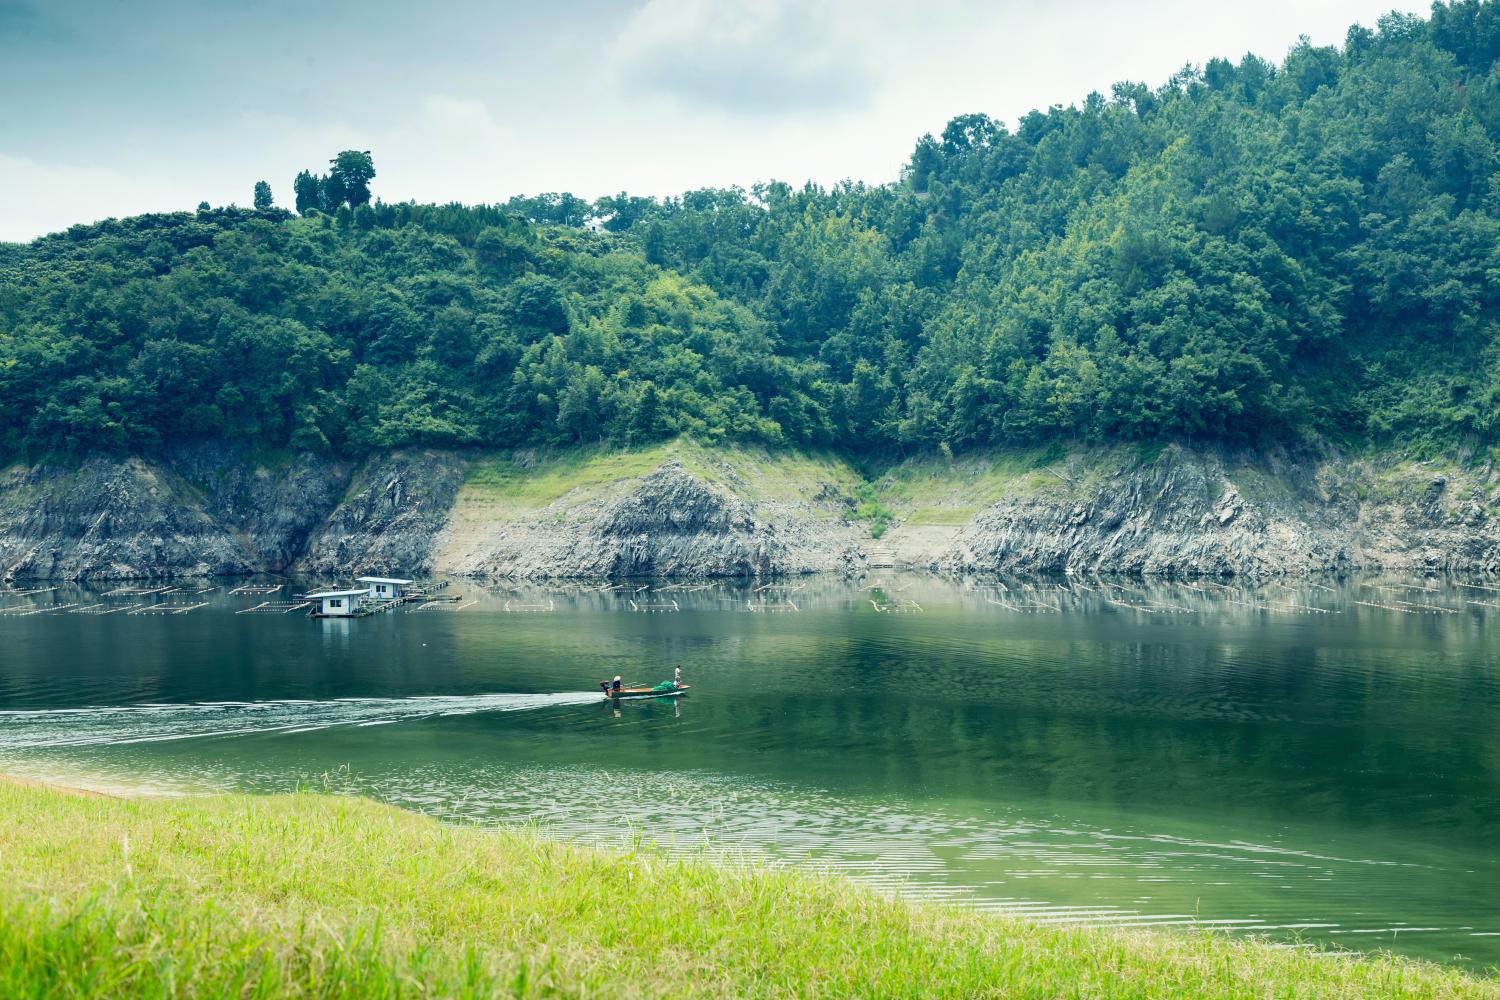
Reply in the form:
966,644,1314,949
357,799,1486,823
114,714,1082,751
1400,600,1459,614
229,583,284,596
1139,600,1194,613
128,602,210,615
628,599,680,613
1353,599,1420,613
97,581,176,599
746,599,798,613
236,601,313,615
413,593,464,605
0,603,68,616
986,597,1055,613
1101,596,1191,614
754,582,806,594
411,599,476,612
504,599,555,613
871,598,923,613
1354,598,1456,614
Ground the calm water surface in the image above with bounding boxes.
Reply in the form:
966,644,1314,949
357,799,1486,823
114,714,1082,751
2,576,1498,969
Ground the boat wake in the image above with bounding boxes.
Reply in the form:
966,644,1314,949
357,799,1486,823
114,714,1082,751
0,692,601,750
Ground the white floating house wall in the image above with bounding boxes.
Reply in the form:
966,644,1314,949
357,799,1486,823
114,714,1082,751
357,576,413,600
306,589,369,617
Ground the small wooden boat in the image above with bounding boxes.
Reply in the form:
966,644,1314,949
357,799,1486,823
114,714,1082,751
604,684,690,701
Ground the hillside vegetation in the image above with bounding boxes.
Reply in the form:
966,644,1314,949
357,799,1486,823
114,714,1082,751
3,4,1500,463
1,781,1495,998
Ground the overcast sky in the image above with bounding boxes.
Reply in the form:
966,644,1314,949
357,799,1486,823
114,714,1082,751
1,0,1421,243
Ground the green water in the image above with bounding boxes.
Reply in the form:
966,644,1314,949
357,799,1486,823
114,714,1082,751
2,576,1498,969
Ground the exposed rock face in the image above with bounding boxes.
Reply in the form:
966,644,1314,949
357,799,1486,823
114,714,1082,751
930,444,1499,577
170,442,348,571
295,452,467,577
6,441,1500,581
0,455,258,580
0,446,453,581
442,462,864,579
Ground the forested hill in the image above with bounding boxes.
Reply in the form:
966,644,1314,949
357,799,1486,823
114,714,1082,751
3,2,1499,462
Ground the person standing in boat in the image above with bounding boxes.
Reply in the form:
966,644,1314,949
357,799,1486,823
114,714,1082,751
612,675,622,694
674,665,683,689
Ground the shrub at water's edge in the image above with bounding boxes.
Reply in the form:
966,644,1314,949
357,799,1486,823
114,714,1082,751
0,782,1493,998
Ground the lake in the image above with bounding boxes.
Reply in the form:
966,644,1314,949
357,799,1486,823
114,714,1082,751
2,575,1497,968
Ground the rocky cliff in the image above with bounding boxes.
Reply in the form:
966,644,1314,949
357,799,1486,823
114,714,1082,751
913,444,1500,577
2,441,1498,581
439,460,864,579
296,453,467,577
0,445,449,582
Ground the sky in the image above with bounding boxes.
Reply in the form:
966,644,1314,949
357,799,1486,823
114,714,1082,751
0,0,1424,243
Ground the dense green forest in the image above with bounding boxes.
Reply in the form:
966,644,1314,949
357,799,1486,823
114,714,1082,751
2,2,1499,459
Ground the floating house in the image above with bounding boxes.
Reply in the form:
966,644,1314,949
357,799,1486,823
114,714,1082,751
357,576,413,601
305,589,369,617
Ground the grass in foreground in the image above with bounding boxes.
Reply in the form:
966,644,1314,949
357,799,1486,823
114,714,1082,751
0,782,1495,999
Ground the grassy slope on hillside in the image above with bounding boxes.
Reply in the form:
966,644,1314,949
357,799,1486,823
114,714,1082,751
450,439,1500,542
457,439,865,521
872,445,1100,526
871,443,1500,529
0,783,1494,999
453,437,1093,531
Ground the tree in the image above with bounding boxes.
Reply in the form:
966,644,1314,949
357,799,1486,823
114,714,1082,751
329,150,376,208
8,6,1500,463
320,172,347,213
253,180,273,211
475,225,538,279
293,171,320,215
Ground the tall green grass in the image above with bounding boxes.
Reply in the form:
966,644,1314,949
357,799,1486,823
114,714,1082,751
0,782,1494,998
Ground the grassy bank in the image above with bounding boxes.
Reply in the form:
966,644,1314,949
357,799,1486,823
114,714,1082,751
0,783,1494,998
460,439,864,513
